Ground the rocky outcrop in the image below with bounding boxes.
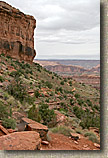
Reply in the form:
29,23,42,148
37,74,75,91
0,131,41,150
21,117,48,141
0,1,36,62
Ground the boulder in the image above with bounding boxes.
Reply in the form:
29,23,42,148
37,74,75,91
21,117,48,141
0,131,41,150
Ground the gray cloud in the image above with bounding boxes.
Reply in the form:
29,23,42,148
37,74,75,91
1,0,100,59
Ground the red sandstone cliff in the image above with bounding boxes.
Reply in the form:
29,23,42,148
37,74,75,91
0,1,36,62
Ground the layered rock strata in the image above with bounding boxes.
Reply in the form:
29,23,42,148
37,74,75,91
0,1,36,62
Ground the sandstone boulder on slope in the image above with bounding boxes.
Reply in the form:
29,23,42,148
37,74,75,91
0,131,41,150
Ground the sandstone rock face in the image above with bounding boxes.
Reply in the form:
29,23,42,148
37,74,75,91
0,1,36,62
0,131,41,150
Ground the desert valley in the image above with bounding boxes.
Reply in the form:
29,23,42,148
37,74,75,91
0,1,100,150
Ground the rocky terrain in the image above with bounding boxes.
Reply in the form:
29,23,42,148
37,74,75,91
0,54,100,150
0,1,100,150
0,1,36,62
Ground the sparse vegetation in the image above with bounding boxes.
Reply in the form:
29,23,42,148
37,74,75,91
0,54,100,146
50,125,73,136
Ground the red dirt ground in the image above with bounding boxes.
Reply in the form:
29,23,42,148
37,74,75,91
41,132,100,150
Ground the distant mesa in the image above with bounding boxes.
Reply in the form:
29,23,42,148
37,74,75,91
0,1,36,62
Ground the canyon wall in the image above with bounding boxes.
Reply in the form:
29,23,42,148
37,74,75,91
0,1,36,62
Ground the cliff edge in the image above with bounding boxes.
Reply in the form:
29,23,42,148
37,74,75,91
0,1,36,62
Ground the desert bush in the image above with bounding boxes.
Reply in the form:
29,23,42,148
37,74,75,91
86,99,92,107
2,118,16,129
89,135,99,144
55,87,63,93
0,76,5,82
52,76,54,79
64,78,67,82
0,101,9,119
73,106,85,119
39,103,56,127
60,81,64,85
84,131,99,144
7,79,30,103
10,70,22,78
75,93,80,98
80,112,100,130
77,99,84,106
34,90,40,98
75,128,83,134
70,98,74,105
45,99,49,103
50,125,73,136
45,81,53,89
69,81,72,86
64,95,67,99
94,105,100,111
28,104,41,122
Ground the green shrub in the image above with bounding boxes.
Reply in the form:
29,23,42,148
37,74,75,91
28,104,41,122
86,99,92,107
94,105,100,111
75,93,80,98
45,81,53,89
0,101,9,119
70,99,74,105
84,131,96,137
77,99,84,106
52,76,54,79
45,99,49,103
34,90,40,98
73,106,85,119
0,76,4,82
60,81,64,85
64,78,67,82
64,95,67,99
2,118,16,129
84,131,99,144
75,128,83,134
80,113,100,130
39,103,56,127
50,125,72,136
55,87,63,93
89,135,99,144
69,81,72,86
10,70,22,78
7,79,29,103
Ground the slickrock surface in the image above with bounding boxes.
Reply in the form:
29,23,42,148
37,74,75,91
0,131,41,150
0,1,36,62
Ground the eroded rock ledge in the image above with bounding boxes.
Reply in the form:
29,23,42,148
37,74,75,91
0,1,36,62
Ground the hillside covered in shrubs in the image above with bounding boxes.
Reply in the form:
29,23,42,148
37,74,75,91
0,53,100,144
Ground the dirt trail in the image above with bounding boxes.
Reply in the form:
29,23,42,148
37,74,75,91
41,132,100,150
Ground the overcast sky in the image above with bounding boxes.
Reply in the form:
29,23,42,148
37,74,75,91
1,0,100,59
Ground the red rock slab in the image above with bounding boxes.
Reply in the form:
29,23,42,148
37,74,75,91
22,117,48,130
0,125,9,135
27,123,48,130
0,131,41,150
